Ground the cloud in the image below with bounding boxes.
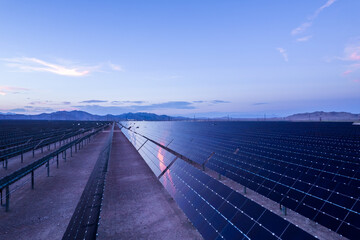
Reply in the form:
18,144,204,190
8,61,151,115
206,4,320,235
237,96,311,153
27,100,72,106
144,101,195,110
211,100,230,104
339,40,360,75
277,48,288,62
108,62,123,71
1,57,123,77
80,100,108,103
2,57,90,76
0,86,29,96
296,35,312,42
253,102,268,106
291,0,337,36
311,0,337,19
29,100,51,105
291,22,312,36
192,100,230,104
343,43,360,61
111,100,146,105
343,70,352,75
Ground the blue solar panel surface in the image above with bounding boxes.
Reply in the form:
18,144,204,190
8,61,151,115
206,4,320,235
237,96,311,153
121,121,360,240
121,123,322,240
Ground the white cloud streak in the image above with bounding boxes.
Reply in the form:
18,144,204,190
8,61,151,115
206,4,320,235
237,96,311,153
0,86,29,96
291,0,337,36
3,57,90,76
277,48,288,62
291,22,312,36
296,35,313,42
338,39,360,76
108,62,123,71
2,57,123,77
311,0,337,19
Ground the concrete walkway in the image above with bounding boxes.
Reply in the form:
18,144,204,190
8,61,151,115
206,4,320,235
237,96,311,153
98,127,202,240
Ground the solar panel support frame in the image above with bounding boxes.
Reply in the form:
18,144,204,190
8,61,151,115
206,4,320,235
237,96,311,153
137,139,149,151
158,156,178,179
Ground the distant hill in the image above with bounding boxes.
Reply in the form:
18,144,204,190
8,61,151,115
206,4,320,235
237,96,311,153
286,111,360,121
0,110,187,121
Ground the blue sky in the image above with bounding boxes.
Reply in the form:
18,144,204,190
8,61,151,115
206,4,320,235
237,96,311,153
0,0,359,117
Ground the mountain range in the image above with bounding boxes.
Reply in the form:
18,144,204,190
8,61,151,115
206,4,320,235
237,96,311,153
285,111,360,121
0,110,182,121
0,110,359,121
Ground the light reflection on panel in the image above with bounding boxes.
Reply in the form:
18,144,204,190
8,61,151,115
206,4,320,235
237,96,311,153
122,126,177,178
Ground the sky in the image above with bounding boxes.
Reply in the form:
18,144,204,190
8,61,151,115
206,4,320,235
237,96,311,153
0,0,359,118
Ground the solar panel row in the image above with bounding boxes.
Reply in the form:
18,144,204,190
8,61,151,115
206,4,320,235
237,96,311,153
120,124,317,240
120,121,359,239
0,121,109,164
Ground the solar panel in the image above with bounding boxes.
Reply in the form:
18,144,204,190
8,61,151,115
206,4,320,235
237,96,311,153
121,125,317,240
120,121,360,239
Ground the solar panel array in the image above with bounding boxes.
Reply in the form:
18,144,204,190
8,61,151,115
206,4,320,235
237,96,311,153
121,123,317,240
121,121,360,240
0,120,108,163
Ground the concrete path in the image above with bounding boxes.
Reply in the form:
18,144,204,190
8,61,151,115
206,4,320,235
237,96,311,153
98,127,202,240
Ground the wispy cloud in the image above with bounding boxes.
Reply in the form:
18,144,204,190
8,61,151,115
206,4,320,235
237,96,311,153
291,22,312,36
211,100,230,104
253,102,268,106
343,70,352,76
143,101,195,110
296,35,312,42
80,100,108,103
111,100,146,105
277,48,288,62
291,0,337,37
343,43,360,61
339,40,360,75
3,57,91,76
311,0,337,19
0,86,29,96
108,62,123,71
29,100,51,105
1,57,123,77
192,100,230,104
28,100,72,106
